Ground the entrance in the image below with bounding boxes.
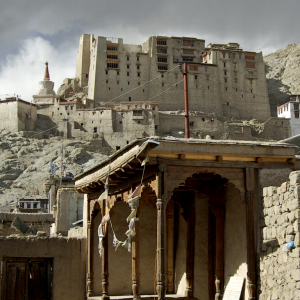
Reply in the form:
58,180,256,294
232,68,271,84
1,257,52,300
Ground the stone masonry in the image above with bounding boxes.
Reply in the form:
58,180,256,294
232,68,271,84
259,171,300,299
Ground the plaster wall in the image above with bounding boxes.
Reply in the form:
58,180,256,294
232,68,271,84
0,101,18,131
224,183,248,300
0,236,86,300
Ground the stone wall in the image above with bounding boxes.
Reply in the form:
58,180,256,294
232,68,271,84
0,236,86,300
0,213,54,236
259,171,300,299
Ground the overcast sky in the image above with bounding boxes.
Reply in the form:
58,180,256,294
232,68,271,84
0,0,299,101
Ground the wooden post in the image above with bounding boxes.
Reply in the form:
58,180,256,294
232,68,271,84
245,168,256,300
166,200,175,294
212,180,226,300
185,194,195,297
214,207,225,300
132,207,140,300
156,166,168,300
156,198,166,300
101,200,110,300
87,219,93,297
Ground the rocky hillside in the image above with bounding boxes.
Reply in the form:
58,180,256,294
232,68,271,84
0,129,110,210
264,43,300,116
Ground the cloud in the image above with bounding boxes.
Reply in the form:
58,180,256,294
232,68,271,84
0,36,76,101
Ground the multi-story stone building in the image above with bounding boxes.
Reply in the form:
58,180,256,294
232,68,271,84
76,34,271,122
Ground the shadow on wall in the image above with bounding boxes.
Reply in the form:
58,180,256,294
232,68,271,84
36,114,60,136
266,77,291,117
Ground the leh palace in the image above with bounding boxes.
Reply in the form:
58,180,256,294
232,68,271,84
0,34,300,300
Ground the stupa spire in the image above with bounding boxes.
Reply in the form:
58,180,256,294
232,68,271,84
44,61,50,80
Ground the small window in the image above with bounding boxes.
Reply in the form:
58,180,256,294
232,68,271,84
224,78,227,83
143,89,145,92
222,53,226,58
161,74,164,78
137,66,140,70
138,82,140,85
127,65,130,69
106,71,108,74
224,63,226,67
94,127,97,133
106,80,108,83
224,71,227,75
116,146,121,150
127,72,129,76
190,122,194,127
208,86,209,89
155,125,158,129
295,111,299,119
127,56,129,61
138,73,140,77
117,81,119,84
137,57,140,61
109,87,110,90
119,121,122,124
202,118,205,122
117,71,119,75
152,107,155,110
127,141,129,144
57,108,59,110
128,82,130,85
227,102,229,106
195,76,197,79
60,113,62,115
129,97,131,101
162,83,164,87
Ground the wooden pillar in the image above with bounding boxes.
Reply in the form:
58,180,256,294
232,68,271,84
156,198,166,300
211,180,226,300
166,200,175,294
214,206,225,300
245,168,256,300
87,219,94,297
132,207,140,300
185,194,195,298
156,166,168,300
101,200,110,300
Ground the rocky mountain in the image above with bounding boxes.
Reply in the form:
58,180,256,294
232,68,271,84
264,43,300,116
0,128,110,210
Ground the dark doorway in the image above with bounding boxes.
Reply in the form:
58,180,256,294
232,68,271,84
1,258,52,300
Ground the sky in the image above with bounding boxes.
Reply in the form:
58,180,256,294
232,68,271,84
0,0,299,101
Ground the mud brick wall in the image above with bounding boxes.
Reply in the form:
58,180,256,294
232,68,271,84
259,171,300,300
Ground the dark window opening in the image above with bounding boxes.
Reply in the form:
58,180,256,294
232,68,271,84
208,86,209,89
137,57,140,61
127,65,130,69
106,71,108,74
107,45,118,51
138,82,140,85
107,54,118,59
158,65,168,71
133,110,143,116
117,81,119,84
117,71,119,75
162,83,164,86
128,82,130,85
127,72,129,76
227,102,229,106
190,122,194,127
116,146,121,150
224,63,226,67
94,127,97,133
195,76,197,79
161,74,164,78
155,125,158,129
138,73,140,77
137,66,140,70
107,63,118,69
143,89,145,92
157,40,167,45
202,118,205,122
127,56,129,61
158,57,167,63
127,141,129,144
138,121,140,124
129,97,131,101
106,80,108,83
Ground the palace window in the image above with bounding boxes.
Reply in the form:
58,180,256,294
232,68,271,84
107,62,118,69
246,62,255,68
157,57,167,63
107,54,118,59
157,40,167,45
189,65,198,71
183,49,194,55
158,65,168,71
107,45,118,51
245,53,255,60
157,48,167,54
